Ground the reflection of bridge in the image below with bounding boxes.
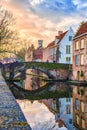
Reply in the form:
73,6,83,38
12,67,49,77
9,81,72,100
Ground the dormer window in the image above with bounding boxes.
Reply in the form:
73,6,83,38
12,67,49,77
69,36,72,41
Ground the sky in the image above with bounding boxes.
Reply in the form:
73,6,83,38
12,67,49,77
0,0,87,47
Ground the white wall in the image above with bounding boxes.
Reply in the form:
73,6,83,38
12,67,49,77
59,27,74,64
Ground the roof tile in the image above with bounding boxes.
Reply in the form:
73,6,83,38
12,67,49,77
74,22,87,37
47,31,67,48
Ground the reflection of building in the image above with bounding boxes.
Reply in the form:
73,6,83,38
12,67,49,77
73,86,87,130
24,69,33,90
59,98,73,130
42,97,73,130
38,82,73,130
73,22,87,81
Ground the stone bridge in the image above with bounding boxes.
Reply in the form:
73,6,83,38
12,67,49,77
1,61,70,81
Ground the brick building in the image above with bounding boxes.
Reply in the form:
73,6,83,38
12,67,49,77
73,22,87,81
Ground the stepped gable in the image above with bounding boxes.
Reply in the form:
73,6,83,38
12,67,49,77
74,22,87,38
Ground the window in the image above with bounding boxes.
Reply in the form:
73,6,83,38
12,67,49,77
66,98,71,102
76,115,79,125
66,105,71,114
82,119,86,129
69,36,72,41
75,55,79,66
75,99,79,110
66,57,71,64
80,101,85,113
69,119,72,124
66,45,70,54
75,41,79,50
53,48,56,54
80,39,84,49
80,54,84,65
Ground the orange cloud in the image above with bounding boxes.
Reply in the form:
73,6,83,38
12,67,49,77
0,0,56,47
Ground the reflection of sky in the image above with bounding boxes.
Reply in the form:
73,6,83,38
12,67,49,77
17,100,55,128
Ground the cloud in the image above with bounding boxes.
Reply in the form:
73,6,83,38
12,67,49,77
1,0,87,47
28,0,45,6
72,0,87,9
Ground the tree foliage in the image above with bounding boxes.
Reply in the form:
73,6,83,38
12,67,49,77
0,6,18,45
0,6,19,58
16,40,34,61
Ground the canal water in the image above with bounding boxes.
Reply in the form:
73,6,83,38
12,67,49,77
17,70,87,130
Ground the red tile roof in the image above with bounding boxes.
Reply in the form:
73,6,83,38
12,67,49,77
56,31,68,43
47,41,55,48
74,22,87,37
47,31,67,48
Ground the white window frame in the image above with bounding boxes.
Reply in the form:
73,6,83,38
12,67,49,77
80,39,84,49
80,54,84,65
75,41,79,50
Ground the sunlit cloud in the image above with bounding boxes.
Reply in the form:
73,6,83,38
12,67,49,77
28,0,45,6
0,0,87,47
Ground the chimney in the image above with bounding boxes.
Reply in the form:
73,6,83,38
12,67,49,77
58,31,63,35
38,40,43,47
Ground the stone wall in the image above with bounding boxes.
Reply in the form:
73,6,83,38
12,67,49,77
49,69,72,80
0,71,32,129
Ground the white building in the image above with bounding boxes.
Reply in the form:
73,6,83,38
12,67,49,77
57,27,74,64
43,27,74,64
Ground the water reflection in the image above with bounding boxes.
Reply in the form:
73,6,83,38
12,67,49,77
17,100,58,130
17,74,87,130
73,86,87,130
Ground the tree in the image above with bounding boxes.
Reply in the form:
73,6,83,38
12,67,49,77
15,38,35,62
0,6,19,58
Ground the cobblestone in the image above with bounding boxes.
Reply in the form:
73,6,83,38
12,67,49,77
0,71,32,130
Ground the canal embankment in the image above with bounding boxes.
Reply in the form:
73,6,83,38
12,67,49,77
0,71,32,129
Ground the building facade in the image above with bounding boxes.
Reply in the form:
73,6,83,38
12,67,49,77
73,22,87,81
43,27,74,64
25,40,43,62
43,41,56,63
57,27,74,64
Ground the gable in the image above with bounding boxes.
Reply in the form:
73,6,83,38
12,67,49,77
74,22,87,38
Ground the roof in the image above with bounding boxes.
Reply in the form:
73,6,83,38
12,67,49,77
47,41,55,48
56,31,68,43
74,22,87,38
46,31,68,48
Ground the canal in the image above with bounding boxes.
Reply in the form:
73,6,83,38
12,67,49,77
16,69,87,130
